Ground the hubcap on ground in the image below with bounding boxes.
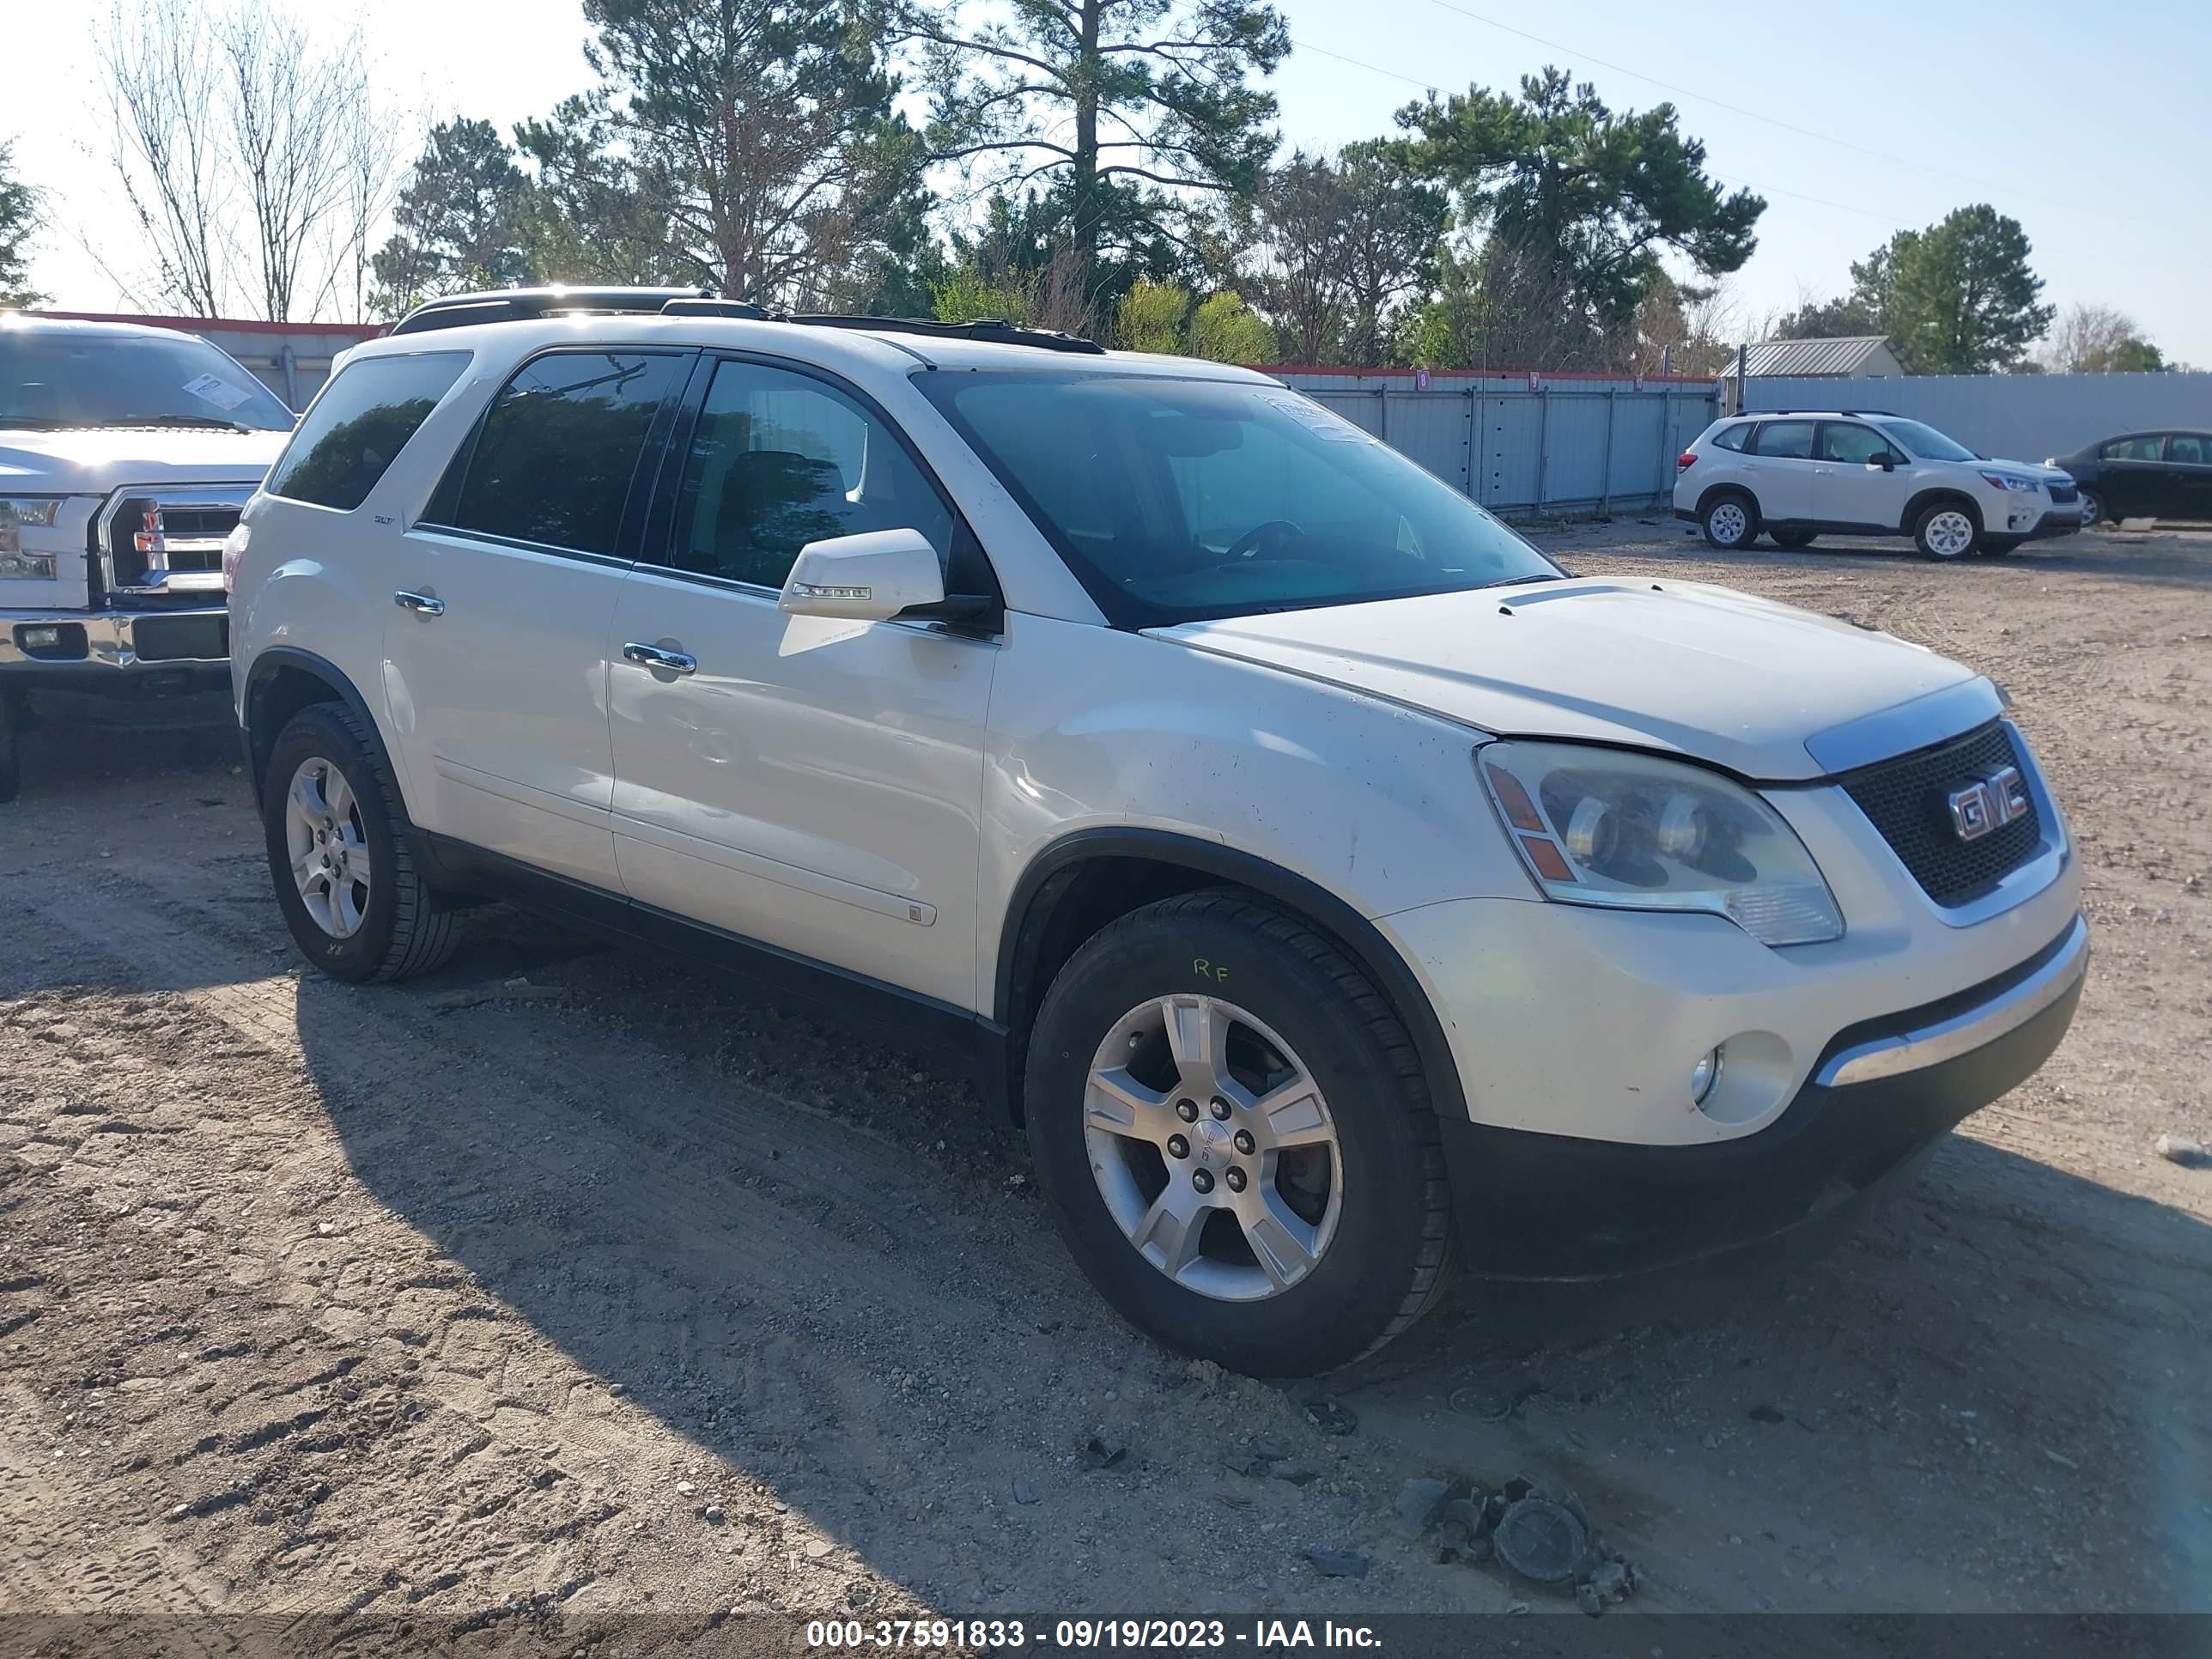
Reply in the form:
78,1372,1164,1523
284,756,372,939
1709,501,1747,544
1926,510,1975,557
1083,994,1342,1302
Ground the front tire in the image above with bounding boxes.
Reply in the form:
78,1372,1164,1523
259,702,459,982
1914,501,1980,561
1700,493,1756,550
2076,489,2102,527
1024,890,1454,1376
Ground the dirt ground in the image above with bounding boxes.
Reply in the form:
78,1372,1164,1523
2,518,2208,1638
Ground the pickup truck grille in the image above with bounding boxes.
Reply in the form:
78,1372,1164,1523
99,487,251,599
1839,721,2044,907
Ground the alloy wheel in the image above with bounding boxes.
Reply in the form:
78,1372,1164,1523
284,756,373,939
1924,509,1976,558
1707,501,1748,545
1083,994,1342,1302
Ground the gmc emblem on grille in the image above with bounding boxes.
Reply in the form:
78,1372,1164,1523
1947,765,2029,842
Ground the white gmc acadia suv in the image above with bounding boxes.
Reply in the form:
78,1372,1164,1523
227,289,2088,1376
1675,410,2084,559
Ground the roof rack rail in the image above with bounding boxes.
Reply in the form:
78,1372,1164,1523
388,287,1109,354
389,287,715,336
779,313,1106,356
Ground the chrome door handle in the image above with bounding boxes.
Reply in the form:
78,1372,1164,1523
393,590,446,617
622,641,697,675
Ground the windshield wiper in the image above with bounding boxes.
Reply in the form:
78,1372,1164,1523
1484,571,1566,587
0,416,72,429
112,413,257,433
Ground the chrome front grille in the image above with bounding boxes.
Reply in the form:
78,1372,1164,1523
98,484,253,599
1839,721,2045,907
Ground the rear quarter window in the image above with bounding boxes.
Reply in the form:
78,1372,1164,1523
267,352,471,511
1710,423,1753,453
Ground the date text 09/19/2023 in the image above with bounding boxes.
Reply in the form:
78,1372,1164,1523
805,1619,1385,1650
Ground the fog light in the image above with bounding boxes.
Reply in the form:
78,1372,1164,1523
1690,1046,1723,1106
21,626,58,649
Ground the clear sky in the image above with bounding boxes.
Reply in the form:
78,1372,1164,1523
12,0,2209,362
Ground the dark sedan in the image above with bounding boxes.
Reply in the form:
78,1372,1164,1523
2049,429,2212,525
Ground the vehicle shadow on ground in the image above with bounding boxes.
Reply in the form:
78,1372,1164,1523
281,897,2212,1611
1577,525,2212,592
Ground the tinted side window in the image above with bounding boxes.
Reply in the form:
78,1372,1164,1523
450,350,688,556
2168,435,2206,465
2101,435,2163,461
1819,423,1895,465
1710,422,1753,453
1754,421,1816,459
266,352,470,511
654,359,952,589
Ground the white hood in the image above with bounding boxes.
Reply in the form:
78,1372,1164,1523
1152,577,1984,781
0,425,288,494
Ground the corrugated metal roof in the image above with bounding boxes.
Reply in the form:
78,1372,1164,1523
1739,337,1895,377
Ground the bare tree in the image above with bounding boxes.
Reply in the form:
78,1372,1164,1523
2043,301,2163,374
1253,152,1348,363
218,3,362,320
100,0,228,314
327,82,402,322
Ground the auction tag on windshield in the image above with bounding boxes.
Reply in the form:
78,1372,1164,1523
1260,393,1370,443
182,373,253,411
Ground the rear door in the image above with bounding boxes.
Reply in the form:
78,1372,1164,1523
1813,420,1912,531
2162,434,2212,520
1745,419,1820,520
385,346,690,888
605,353,999,1008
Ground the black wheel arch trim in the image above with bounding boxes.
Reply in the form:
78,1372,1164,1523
994,827,1470,1124
1696,483,1759,520
1903,489,1983,535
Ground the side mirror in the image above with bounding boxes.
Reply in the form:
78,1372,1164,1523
1874,453,1897,471
779,528,945,623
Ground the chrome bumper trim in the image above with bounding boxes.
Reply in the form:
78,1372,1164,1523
1,605,230,673
1814,914,2089,1088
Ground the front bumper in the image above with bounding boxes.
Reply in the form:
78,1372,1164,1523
1438,914,2087,1277
2,606,231,690
2022,508,2082,542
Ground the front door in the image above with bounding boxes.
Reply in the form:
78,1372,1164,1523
1813,420,1913,531
2097,434,2167,520
383,346,691,888
605,355,998,1011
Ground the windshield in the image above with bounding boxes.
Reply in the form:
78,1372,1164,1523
1875,418,1977,464
0,329,295,432
918,370,1560,626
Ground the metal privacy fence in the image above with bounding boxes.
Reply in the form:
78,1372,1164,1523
1268,368,1722,519
1741,370,2212,465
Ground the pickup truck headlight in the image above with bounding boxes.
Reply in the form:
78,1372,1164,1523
1478,741,1844,946
0,496,66,580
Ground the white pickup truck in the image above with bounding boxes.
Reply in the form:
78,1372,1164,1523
1,313,294,800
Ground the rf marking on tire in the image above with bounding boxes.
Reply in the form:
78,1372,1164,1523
1193,958,1230,983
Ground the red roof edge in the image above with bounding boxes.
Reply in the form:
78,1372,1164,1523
1248,362,1717,384
27,309,389,340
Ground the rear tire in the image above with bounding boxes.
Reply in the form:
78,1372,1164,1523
1024,890,1455,1376
1771,529,1819,549
259,701,459,982
1700,493,1757,550
1913,501,1980,561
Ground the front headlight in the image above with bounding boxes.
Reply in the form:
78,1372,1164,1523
1978,472,2039,493
1478,741,1844,946
0,496,66,580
